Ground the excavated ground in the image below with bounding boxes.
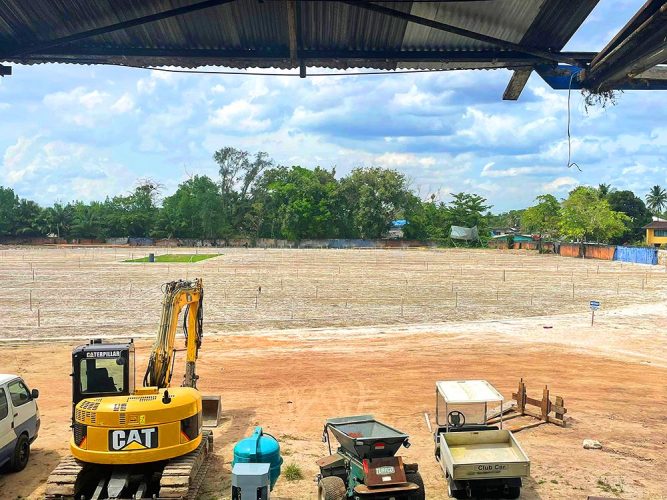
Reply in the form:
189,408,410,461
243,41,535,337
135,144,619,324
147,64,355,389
0,246,665,499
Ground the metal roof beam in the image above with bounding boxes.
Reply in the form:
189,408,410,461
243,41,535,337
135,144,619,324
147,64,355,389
342,0,581,66
3,0,236,58
583,1,667,89
287,1,299,67
634,66,667,79
590,0,665,68
537,63,667,90
296,0,306,78
12,48,596,64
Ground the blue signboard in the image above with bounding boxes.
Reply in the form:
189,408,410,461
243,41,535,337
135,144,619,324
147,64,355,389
590,300,600,310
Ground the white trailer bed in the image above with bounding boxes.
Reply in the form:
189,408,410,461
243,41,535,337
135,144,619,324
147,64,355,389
439,429,530,481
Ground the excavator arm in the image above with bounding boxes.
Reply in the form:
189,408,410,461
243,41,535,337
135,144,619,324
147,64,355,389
143,278,204,389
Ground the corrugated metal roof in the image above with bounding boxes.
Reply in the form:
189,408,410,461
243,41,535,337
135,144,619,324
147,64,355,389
643,221,667,230
0,0,598,71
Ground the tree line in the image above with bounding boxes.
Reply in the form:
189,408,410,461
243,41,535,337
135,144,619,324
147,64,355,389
0,147,659,245
0,147,491,243
492,183,659,245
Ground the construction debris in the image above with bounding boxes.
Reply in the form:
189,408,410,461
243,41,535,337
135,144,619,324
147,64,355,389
583,439,602,450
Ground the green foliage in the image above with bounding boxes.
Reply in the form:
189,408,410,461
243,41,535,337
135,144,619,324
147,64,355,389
339,167,410,239
447,192,491,231
487,209,524,230
645,185,667,215
522,194,561,237
283,463,304,481
597,183,614,199
156,175,223,239
560,186,630,243
403,195,449,242
607,190,652,244
403,192,491,245
0,187,19,236
260,166,339,240
125,254,218,263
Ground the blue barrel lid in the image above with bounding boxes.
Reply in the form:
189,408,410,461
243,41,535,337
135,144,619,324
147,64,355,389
233,427,280,460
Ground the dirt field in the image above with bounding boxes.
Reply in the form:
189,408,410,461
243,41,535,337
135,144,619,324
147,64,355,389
0,246,666,499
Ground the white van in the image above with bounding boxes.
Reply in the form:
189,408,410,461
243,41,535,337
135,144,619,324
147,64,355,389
0,374,40,472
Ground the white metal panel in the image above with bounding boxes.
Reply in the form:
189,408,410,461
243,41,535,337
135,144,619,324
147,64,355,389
436,380,503,404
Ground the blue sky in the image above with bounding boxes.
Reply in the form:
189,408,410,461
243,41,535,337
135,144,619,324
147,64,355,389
1,0,665,212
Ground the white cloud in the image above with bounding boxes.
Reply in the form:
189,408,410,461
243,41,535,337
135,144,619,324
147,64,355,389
208,99,271,132
541,176,579,192
392,85,443,107
110,93,135,114
480,162,561,178
1,136,134,202
43,87,136,127
137,77,156,94
457,107,558,145
375,152,437,169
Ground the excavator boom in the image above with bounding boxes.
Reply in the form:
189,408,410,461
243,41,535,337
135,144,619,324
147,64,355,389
143,279,204,389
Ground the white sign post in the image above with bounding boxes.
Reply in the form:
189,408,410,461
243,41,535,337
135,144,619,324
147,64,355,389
590,300,600,326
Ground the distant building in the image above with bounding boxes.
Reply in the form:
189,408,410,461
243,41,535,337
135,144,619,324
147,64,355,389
490,227,518,236
386,219,407,239
643,220,667,247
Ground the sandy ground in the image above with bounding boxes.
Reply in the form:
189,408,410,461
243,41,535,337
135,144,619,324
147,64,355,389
0,247,666,499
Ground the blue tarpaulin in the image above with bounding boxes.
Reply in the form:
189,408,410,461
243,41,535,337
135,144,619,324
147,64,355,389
614,246,657,265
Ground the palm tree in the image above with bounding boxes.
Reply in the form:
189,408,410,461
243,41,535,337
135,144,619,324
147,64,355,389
646,185,667,215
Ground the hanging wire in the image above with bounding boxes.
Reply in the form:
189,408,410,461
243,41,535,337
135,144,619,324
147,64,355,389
566,72,582,172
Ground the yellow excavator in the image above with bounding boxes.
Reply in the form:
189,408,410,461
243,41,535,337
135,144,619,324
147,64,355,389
46,279,221,499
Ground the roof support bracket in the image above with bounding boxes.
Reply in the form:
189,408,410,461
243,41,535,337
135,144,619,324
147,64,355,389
0,64,11,76
503,69,533,100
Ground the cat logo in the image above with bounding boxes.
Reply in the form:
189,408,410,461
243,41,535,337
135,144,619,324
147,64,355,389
109,428,158,451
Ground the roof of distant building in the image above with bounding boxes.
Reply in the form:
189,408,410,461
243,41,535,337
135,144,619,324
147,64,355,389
643,221,667,230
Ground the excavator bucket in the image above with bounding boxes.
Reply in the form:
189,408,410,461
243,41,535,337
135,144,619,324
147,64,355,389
202,395,221,427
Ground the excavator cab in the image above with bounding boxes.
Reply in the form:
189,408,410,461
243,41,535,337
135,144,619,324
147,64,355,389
72,340,135,410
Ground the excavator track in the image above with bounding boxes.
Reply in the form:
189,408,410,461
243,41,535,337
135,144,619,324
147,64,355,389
45,431,213,500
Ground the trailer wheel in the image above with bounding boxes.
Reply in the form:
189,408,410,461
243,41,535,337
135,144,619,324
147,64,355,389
406,471,425,500
9,434,30,472
318,476,346,500
447,481,467,499
504,486,521,499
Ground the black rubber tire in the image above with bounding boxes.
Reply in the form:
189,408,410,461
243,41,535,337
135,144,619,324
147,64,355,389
318,476,346,500
406,471,426,500
9,433,30,472
447,481,468,499
504,486,521,499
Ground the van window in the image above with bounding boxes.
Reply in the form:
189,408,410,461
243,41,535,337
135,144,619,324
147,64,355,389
0,388,8,420
8,380,31,407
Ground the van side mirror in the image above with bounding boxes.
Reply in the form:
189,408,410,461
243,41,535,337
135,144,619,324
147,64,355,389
31,388,39,399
